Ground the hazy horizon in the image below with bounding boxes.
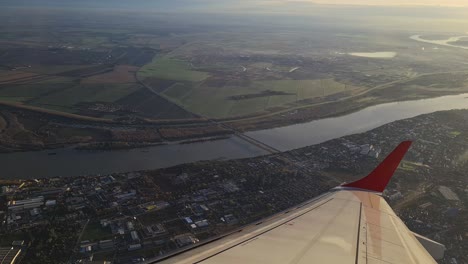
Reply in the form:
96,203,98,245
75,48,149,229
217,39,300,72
2,0,468,12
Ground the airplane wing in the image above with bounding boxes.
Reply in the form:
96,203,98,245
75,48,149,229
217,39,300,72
150,141,445,264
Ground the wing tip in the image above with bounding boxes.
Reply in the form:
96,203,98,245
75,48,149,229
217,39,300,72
341,141,413,192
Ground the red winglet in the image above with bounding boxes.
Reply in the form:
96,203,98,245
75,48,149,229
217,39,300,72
342,141,412,192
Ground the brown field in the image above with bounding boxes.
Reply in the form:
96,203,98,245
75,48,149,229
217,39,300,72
82,65,139,84
0,100,113,123
0,113,6,130
111,129,161,142
0,71,39,83
0,111,43,148
0,109,115,152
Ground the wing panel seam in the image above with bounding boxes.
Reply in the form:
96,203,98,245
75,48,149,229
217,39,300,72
194,198,334,264
355,202,363,264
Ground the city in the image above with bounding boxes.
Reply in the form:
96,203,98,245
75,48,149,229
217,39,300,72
1,109,466,263
1,1,468,263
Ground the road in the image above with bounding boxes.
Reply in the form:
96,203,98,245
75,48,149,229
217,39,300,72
69,219,90,263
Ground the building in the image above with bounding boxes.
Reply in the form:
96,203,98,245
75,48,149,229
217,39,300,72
115,190,136,200
174,235,198,248
419,202,432,209
8,197,44,211
99,240,114,250
223,214,239,225
45,200,57,207
438,186,460,201
10,241,23,247
388,192,403,201
195,219,209,228
1,186,16,195
130,231,140,242
144,224,167,238
128,244,141,251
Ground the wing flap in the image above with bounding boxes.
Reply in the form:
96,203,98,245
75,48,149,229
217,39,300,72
153,191,437,264
412,232,446,260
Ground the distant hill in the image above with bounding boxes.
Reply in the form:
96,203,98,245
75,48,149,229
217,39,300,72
0,0,218,11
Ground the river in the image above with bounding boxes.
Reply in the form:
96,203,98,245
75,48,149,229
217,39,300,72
410,35,468,49
1,93,467,179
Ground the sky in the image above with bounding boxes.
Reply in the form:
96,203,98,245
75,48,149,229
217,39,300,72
291,0,468,6
1,0,468,12
2,0,468,8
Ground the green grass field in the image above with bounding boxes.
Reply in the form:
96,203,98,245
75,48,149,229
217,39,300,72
37,77,77,84
0,96,33,103
162,79,353,118
449,131,461,137
27,65,91,75
162,83,192,98
81,36,108,46
81,222,112,241
138,57,210,82
31,84,140,109
0,82,141,113
0,83,71,98
400,161,417,172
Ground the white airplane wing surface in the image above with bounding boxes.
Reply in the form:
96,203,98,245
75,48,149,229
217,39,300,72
150,141,445,264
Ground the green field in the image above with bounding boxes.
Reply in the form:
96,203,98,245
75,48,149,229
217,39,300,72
0,96,33,103
31,84,140,108
400,161,417,172
37,77,78,84
27,65,91,75
81,222,112,241
162,79,353,118
456,150,468,164
0,82,141,113
0,83,71,98
31,84,140,112
138,57,210,82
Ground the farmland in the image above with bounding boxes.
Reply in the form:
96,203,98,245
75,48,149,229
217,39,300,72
2,8,468,122
82,65,139,84
0,4,468,263
138,57,210,82
117,89,196,119
0,44,197,120
161,78,358,118
31,84,140,110
1,6,468,151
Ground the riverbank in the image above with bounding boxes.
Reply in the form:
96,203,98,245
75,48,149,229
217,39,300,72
0,107,233,153
2,80,468,154
227,77,468,131
1,93,467,179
